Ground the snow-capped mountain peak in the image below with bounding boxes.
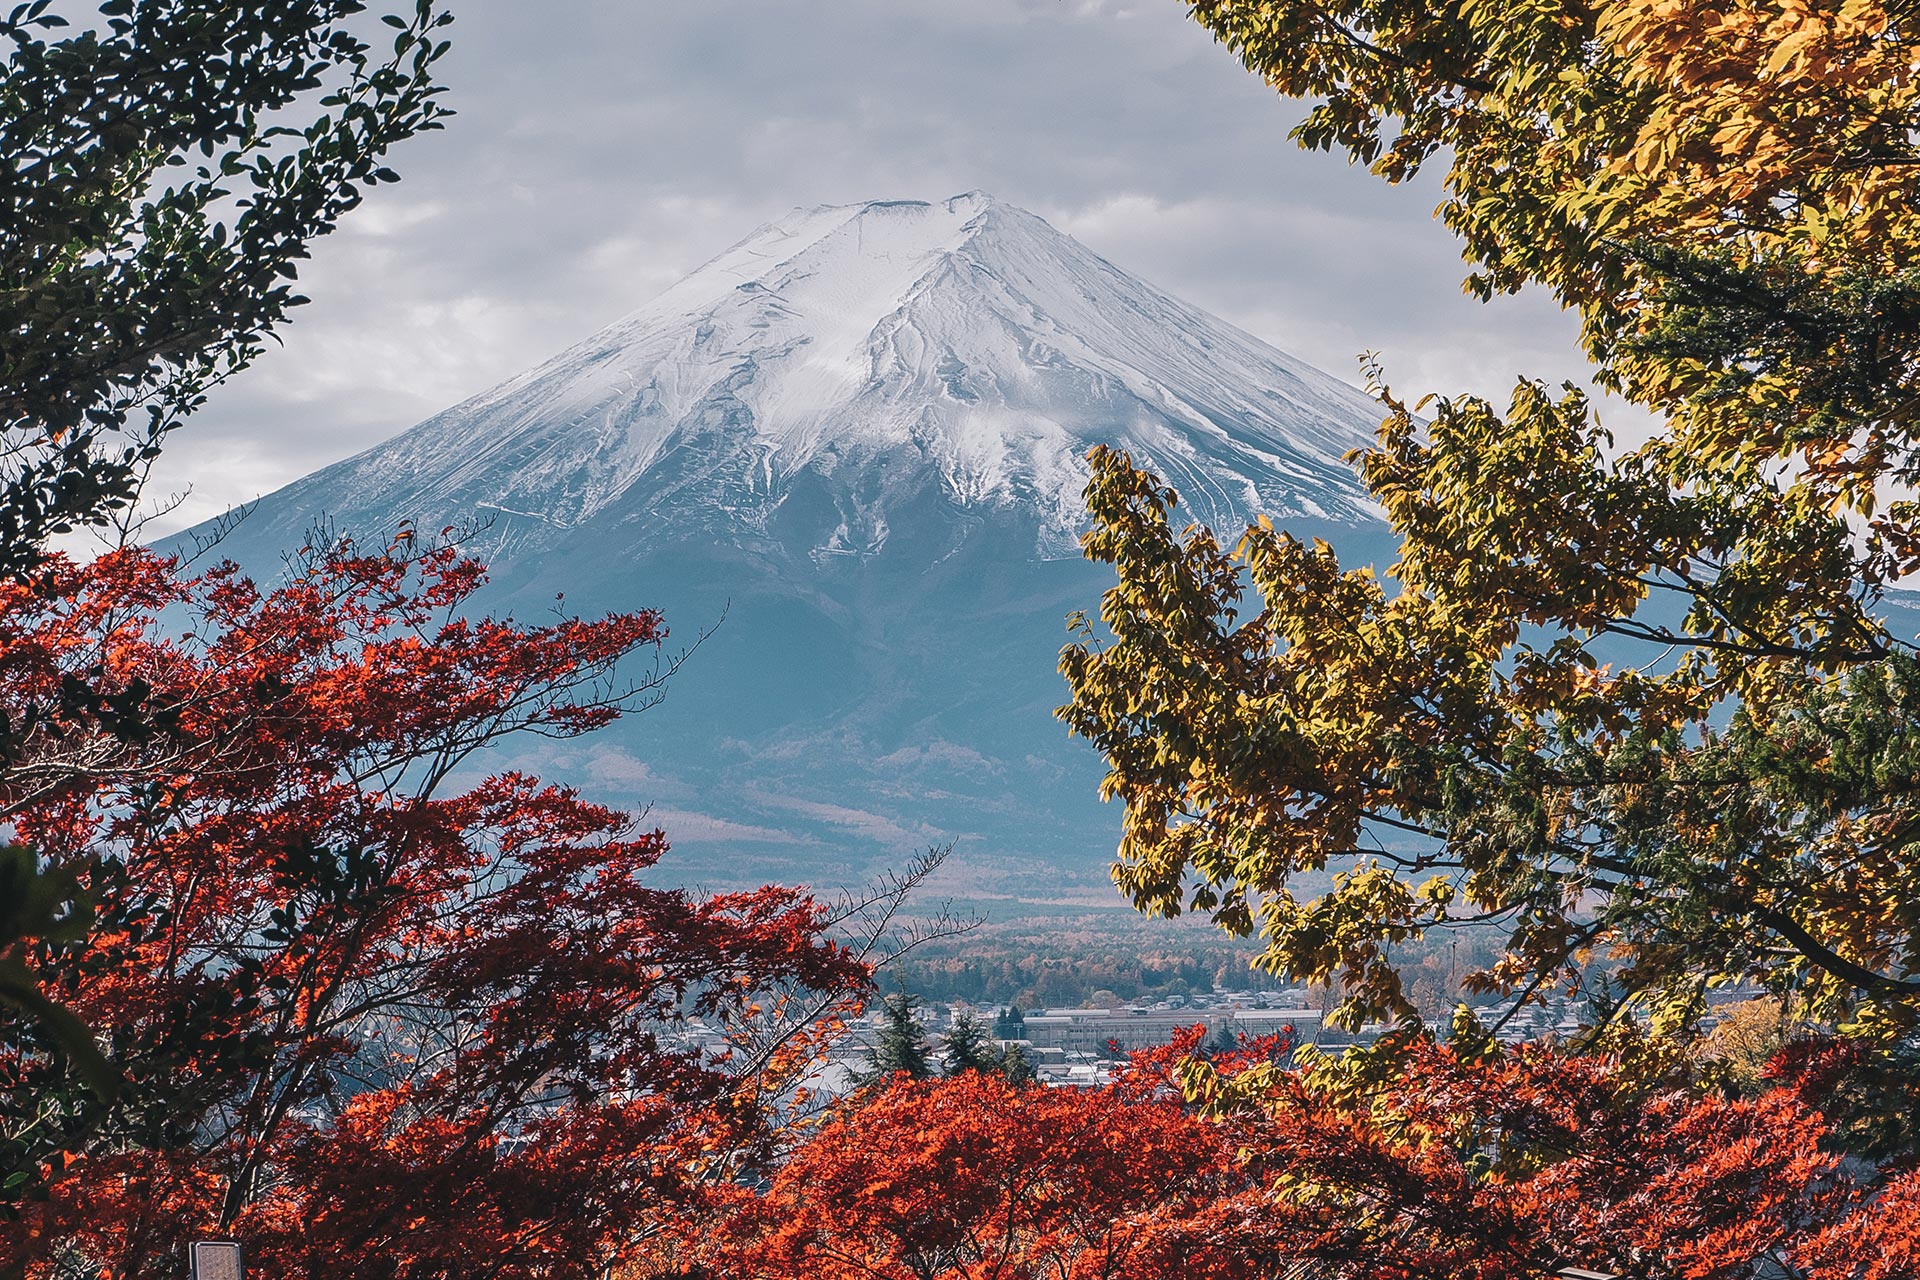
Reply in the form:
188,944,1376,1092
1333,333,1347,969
220,194,1387,565
179,194,1403,891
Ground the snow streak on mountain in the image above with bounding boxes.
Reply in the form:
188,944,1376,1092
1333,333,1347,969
235,192,1385,564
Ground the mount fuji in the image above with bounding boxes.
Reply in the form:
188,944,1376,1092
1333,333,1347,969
185,193,1395,901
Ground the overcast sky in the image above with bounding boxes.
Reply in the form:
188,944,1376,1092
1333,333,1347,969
144,0,1622,537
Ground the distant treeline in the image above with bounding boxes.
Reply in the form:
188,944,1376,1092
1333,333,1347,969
889,918,1516,1012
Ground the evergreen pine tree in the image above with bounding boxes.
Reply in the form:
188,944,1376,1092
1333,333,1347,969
999,1041,1037,1087
1207,1021,1240,1057
992,1005,1025,1040
861,989,934,1084
942,1012,1003,1077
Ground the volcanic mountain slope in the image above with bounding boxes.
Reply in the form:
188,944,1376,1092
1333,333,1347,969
188,193,1395,898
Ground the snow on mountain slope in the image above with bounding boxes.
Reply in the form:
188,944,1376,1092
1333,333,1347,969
229,192,1386,565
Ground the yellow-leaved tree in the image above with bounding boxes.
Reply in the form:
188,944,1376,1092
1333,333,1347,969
1059,0,1920,1127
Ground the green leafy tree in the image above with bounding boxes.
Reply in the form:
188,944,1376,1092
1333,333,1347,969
1060,0,1920,1111
992,1004,1026,1040
999,1041,1036,1087
0,847,113,1099
0,0,453,577
943,1011,1038,1085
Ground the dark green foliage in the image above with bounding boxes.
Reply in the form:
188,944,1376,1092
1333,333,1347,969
0,0,454,579
862,990,934,1083
992,1004,1025,1040
1622,245,1920,469
942,1012,1037,1085
1577,656,1920,1034
999,1041,1035,1086
0,846,114,1103
942,1012,1002,1077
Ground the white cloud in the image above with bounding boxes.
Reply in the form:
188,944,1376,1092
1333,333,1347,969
741,788,946,849
873,740,999,775
645,808,812,846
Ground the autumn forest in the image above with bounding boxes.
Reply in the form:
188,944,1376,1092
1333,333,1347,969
5,1,1920,1277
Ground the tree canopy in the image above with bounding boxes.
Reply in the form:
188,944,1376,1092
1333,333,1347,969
862,989,935,1084
701,1030,1920,1280
1061,0,1920,1075
0,538,868,1274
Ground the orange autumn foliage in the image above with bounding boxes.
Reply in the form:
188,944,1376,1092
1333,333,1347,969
696,1034,1920,1280
4,541,1916,1280
708,1068,1255,1280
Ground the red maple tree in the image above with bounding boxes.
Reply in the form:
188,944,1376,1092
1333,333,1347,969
0,536,867,1279
709,1068,1251,1280
7,538,1917,1280
702,1030,1920,1280
1175,1039,1920,1280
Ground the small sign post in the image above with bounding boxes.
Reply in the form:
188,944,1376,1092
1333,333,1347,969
189,1241,243,1280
